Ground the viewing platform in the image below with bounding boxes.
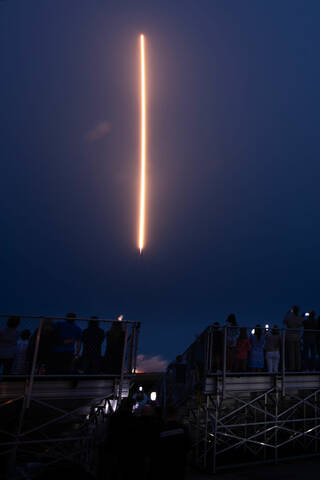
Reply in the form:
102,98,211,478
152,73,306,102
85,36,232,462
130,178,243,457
0,314,140,478
169,324,320,474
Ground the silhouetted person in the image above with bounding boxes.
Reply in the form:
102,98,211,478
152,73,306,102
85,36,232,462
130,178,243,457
303,311,317,371
265,325,281,373
82,317,104,374
53,312,82,374
105,398,140,479
12,329,30,374
167,355,186,405
284,305,302,371
249,325,265,372
0,316,20,374
212,322,223,372
235,327,251,372
226,313,239,371
104,320,125,374
133,386,148,411
152,405,189,480
28,318,58,374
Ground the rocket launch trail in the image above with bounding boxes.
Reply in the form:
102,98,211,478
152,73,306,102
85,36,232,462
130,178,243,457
138,34,146,254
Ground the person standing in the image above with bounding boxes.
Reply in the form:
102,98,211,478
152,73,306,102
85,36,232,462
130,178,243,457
167,355,187,405
28,318,58,374
283,306,303,371
303,311,317,371
226,314,239,371
249,325,265,372
104,320,125,374
53,313,82,374
0,316,20,374
12,329,31,374
82,317,104,374
234,328,251,372
264,325,281,373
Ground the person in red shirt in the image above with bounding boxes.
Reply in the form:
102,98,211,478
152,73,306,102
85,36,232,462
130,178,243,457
235,328,251,372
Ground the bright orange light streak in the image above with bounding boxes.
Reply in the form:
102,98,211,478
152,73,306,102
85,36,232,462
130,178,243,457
138,34,146,254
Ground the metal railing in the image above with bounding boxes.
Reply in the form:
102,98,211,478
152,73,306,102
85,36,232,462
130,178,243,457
0,314,141,403
167,324,320,403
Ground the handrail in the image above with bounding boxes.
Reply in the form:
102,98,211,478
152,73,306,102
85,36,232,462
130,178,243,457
0,314,141,409
167,323,320,401
0,313,138,325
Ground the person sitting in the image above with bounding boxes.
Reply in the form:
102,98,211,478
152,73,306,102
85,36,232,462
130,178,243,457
82,316,105,374
234,327,251,372
249,325,265,372
264,325,281,373
0,316,20,374
53,312,82,374
12,329,31,374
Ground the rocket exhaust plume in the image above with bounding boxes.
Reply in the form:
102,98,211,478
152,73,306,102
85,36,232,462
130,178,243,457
138,34,146,254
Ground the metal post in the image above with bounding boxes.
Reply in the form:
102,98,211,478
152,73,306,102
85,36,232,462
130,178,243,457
10,317,44,475
133,322,141,374
26,317,44,409
205,327,210,375
281,328,286,397
212,398,218,474
128,325,135,373
162,372,167,418
118,323,129,401
204,395,209,469
264,393,267,460
223,326,227,393
275,391,278,464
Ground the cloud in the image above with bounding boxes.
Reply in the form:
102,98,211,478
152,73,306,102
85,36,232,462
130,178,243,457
136,354,169,373
85,121,111,142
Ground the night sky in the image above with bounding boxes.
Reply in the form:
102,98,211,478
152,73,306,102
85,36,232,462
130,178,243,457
1,1,320,365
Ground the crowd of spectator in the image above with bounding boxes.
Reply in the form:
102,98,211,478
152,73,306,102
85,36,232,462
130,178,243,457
214,307,320,373
168,306,320,396
0,313,126,375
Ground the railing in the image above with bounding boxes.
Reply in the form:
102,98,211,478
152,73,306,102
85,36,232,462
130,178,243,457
167,324,320,403
0,314,141,404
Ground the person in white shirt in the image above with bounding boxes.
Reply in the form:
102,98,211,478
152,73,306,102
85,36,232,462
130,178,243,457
264,326,281,373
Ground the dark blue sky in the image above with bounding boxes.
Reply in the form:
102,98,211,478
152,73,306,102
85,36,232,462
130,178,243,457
1,1,320,362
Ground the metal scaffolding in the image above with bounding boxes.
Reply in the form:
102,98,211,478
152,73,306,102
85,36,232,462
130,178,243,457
0,314,140,478
173,325,320,473
187,373,320,473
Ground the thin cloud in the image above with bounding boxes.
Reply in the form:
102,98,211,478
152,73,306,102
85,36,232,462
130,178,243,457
136,354,168,373
85,121,111,142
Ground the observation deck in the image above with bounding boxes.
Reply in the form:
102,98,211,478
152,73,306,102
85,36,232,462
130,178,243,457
0,314,140,478
168,325,320,474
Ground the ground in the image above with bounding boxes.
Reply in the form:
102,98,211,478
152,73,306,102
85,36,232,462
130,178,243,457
187,457,320,479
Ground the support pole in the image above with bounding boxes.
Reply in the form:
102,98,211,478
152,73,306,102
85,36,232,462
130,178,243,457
26,317,44,409
133,322,141,374
223,326,227,394
281,328,286,397
118,323,129,401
